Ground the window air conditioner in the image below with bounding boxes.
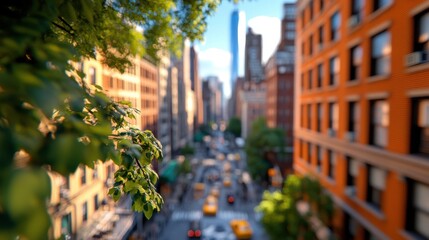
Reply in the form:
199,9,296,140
405,51,423,67
327,129,336,137
345,131,355,142
345,186,356,196
348,15,359,28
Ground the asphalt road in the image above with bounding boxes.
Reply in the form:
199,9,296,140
158,135,268,240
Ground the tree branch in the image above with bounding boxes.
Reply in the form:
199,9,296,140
58,17,75,33
52,21,75,37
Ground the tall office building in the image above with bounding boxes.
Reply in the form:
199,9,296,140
190,46,204,130
244,27,265,83
229,8,246,119
295,0,429,239
230,8,246,94
239,27,266,138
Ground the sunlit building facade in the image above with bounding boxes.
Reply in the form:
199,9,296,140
265,2,296,163
294,0,429,239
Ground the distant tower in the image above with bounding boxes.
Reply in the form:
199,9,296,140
230,7,246,97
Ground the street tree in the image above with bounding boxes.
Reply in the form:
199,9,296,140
226,116,241,138
256,175,335,240
0,0,228,238
244,117,285,182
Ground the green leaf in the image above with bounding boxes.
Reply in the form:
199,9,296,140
143,205,154,219
4,168,51,218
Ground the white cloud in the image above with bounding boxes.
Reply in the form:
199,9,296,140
198,48,232,97
247,16,281,64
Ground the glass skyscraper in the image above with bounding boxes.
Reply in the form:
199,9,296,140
230,7,246,97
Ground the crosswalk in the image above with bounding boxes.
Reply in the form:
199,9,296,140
171,210,249,221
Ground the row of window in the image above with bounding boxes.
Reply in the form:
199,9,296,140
300,0,392,30
301,96,429,154
302,4,429,75
302,28,390,91
299,142,429,239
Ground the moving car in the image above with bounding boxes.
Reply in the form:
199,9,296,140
230,219,252,239
226,193,235,205
203,196,218,216
223,176,232,187
188,220,202,239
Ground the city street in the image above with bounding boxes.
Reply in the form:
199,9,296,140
156,133,267,240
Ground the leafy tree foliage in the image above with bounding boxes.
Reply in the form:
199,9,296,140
226,116,241,138
0,0,225,238
256,175,335,240
244,118,285,182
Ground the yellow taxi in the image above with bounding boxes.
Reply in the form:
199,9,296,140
230,219,252,239
223,176,232,187
202,196,218,216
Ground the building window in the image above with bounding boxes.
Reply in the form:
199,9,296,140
409,8,429,66
307,103,312,129
319,0,324,11
317,102,323,132
302,42,306,58
347,101,359,142
327,150,336,179
411,98,429,157
329,56,339,86
284,5,296,19
301,104,305,128
93,165,98,179
350,0,364,25
366,165,386,210
307,142,312,164
80,166,86,185
317,63,323,88
318,25,324,49
82,202,88,222
94,194,99,211
316,146,322,172
370,30,391,76
309,35,313,55
309,0,314,21
300,140,304,159
369,99,389,148
328,102,338,137
301,10,305,28
301,73,305,91
344,213,358,239
308,69,313,90
330,11,341,41
406,179,429,239
89,67,96,85
286,22,295,30
346,156,359,196
373,0,392,12
286,31,295,40
349,45,362,81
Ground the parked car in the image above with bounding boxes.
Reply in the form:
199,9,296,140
188,220,202,239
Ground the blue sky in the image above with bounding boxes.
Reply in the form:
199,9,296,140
196,0,295,97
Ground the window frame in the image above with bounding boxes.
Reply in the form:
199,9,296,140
349,45,362,81
330,11,341,41
370,30,391,76
329,56,339,86
406,179,429,239
369,99,389,148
